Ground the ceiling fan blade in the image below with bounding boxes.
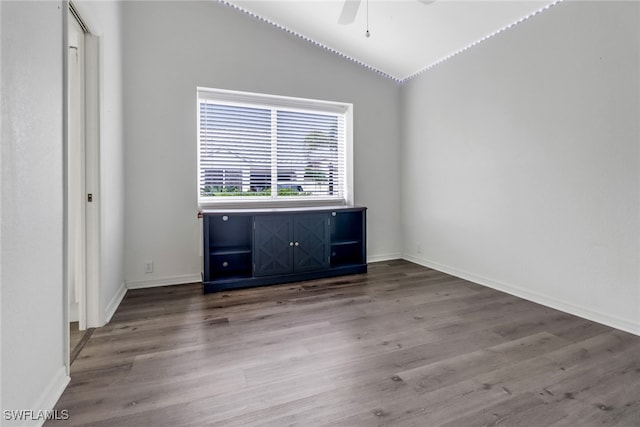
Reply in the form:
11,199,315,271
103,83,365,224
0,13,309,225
417,0,436,4
338,0,361,25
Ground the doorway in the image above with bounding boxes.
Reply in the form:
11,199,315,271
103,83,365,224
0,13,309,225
68,3,86,330
66,3,97,365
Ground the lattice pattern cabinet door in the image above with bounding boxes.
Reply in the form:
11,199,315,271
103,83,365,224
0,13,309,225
253,215,294,277
293,213,329,273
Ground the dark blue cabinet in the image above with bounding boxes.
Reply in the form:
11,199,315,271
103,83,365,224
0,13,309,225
202,207,366,293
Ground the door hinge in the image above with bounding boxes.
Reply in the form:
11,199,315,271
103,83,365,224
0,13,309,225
87,193,93,202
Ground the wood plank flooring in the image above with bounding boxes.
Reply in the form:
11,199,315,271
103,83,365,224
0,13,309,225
69,322,95,365
48,260,640,426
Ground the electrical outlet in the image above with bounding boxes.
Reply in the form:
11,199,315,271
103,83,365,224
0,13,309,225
144,261,153,273
416,244,422,254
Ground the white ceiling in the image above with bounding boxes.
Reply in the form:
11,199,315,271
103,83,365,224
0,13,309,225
222,0,560,81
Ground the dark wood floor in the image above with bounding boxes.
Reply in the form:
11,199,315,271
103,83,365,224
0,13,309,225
69,322,95,365
49,260,640,426
69,322,83,356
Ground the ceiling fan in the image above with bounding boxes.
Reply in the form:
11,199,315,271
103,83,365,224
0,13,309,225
338,0,436,26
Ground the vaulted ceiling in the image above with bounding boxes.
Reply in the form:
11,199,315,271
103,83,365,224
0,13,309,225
222,0,561,82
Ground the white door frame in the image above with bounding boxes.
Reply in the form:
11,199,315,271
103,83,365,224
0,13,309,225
67,2,87,330
83,28,101,329
63,0,101,372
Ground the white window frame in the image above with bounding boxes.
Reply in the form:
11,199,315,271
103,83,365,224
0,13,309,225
197,87,354,208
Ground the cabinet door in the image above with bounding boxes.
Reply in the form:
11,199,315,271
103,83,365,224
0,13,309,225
253,215,294,277
293,213,329,273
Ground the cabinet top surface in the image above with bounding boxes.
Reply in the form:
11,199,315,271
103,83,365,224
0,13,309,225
202,205,366,215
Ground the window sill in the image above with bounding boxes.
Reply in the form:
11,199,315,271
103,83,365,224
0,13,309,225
198,197,348,211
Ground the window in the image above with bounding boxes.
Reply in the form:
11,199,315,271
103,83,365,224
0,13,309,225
197,88,352,207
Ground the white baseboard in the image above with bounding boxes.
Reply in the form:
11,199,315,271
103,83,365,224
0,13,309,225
24,366,70,427
104,281,127,324
126,274,202,290
403,254,640,337
367,253,402,263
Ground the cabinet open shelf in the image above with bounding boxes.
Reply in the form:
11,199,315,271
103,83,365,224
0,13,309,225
209,246,252,256
210,272,253,281
331,239,361,247
209,252,252,279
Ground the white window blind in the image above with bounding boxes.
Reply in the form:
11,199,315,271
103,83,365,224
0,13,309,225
198,88,351,207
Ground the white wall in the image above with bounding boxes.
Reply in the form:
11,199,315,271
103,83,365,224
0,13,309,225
1,1,69,422
401,0,640,334
0,0,4,408
72,0,126,324
0,0,4,411
121,1,402,287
